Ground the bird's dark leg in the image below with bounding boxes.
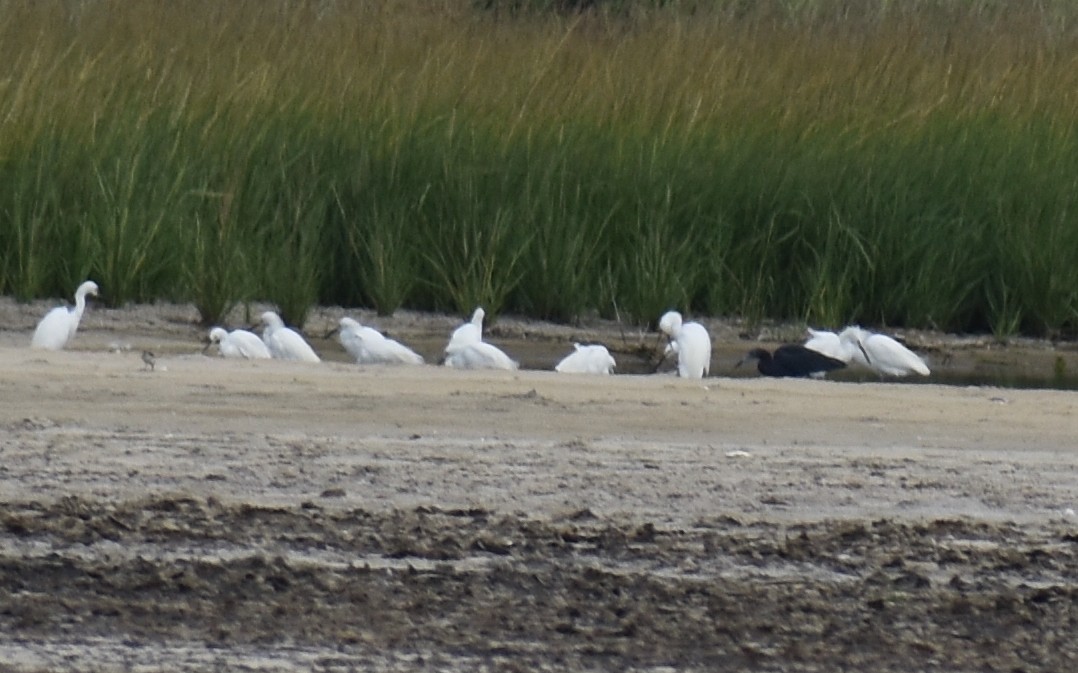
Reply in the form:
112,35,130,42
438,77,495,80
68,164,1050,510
651,341,670,373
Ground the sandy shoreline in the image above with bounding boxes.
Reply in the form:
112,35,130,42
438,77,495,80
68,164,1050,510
3,337,1076,522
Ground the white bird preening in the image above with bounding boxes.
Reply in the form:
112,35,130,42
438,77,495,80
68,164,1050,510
445,307,485,355
337,317,424,365
838,326,930,377
207,327,273,360
31,280,100,351
658,310,711,379
443,307,518,371
260,311,320,363
555,343,616,375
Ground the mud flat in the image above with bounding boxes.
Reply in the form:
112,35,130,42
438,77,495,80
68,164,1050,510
0,303,1077,671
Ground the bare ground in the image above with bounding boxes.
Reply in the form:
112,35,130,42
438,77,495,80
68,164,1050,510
1,299,1077,671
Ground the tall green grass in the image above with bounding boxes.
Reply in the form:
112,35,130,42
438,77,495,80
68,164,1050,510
1,0,1077,336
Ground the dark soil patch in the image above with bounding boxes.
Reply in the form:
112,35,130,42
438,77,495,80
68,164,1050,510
2,496,1076,671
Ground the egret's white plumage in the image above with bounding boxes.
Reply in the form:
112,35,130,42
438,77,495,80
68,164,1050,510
338,317,424,365
444,341,519,371
838,326,930,377
208,327,272,360
442,307,517,370
445,307,485,356
803,327,852,362
31,280,99,351
658,310,711,379
555,343,616,375
260,311,320,363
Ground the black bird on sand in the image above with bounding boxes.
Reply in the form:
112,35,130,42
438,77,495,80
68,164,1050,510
737,345,847,378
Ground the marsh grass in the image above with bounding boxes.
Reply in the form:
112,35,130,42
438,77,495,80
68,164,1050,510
421,204,534,317
184,190,245,327
1,0,1078,335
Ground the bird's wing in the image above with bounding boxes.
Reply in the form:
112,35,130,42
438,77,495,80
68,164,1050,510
280,329,320,362
803,331,848,361
235,331,272,359
339,329,370,362
555,349,588,373
31,307,73,350
585,346,615,374
775,346,846,373
379,338,424,365
868,335,930,375
263,330,285,358
445,323,481,354
456,342,517,370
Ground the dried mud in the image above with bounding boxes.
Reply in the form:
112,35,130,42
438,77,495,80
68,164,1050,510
3,495,1078,672
1,300,1077,671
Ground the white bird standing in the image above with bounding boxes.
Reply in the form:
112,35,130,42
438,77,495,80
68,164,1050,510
208,327,273,360
838,326,930,377
658,310,711,379
31,280,100,351
442,307,517,370
338,317,424,365
555,343,616,375
260,311,320,363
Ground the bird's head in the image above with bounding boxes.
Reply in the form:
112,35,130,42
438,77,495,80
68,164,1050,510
658,311,682,337
325,316,358,339
838,326,872,365
735,348,769,369
202,327,226,353
74,280,100,304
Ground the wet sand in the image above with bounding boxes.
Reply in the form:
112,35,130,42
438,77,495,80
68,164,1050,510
1,300,1077,671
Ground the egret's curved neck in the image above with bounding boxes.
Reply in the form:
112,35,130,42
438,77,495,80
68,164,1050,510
72,288,90,320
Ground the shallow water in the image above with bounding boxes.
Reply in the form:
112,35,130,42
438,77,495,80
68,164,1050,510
166,332,1078,392
401,337,1078,391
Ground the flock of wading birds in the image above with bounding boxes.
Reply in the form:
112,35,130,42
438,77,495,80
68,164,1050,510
28,280,932,379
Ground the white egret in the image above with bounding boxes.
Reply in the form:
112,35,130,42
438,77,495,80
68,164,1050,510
338,317,424,365
442,307,518,370
838,326,930,377
31,280,100,351
444,341,519,371
658,310,711,379
737,345,847,378
444,307,485,357
260,311,320,363
555,343,616,375
208,327,273,360
803,327,852,362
